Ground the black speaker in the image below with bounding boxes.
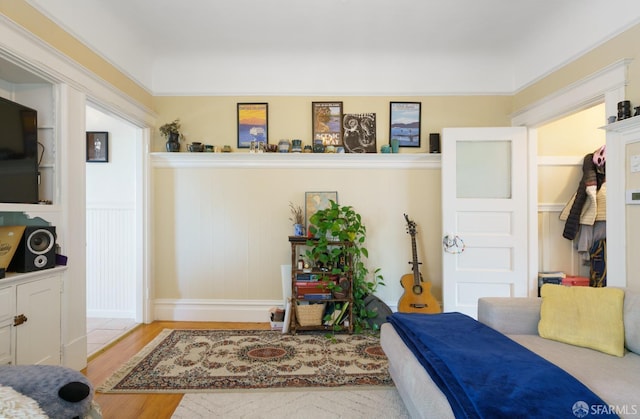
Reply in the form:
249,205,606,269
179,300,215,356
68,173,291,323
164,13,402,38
9,226,56,273
429,133,440,153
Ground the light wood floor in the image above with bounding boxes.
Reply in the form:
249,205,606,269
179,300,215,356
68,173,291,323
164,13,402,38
82,321,271,419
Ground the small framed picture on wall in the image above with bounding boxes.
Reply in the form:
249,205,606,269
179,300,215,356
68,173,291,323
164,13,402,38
237,103,269,148
389,102,421,147
86,131,108,162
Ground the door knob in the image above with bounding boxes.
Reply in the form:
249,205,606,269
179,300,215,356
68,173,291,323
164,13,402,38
442,234,465,254
13,314,28,326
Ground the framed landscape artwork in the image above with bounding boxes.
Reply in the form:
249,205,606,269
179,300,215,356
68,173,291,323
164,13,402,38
389,102,421,147
312,102,343,146
237,103,268,148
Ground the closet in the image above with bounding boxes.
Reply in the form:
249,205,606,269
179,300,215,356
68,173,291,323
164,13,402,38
559,144,606,286
537,103,607,283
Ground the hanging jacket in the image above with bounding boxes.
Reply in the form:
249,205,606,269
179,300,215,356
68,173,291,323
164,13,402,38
562,153,605,240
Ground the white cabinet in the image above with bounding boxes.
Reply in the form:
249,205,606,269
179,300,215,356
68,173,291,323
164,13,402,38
0,270,62,365
0,286,14,365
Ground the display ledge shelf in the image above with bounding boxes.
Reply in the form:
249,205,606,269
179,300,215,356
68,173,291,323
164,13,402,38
0,203,61,213
150,152,441,170
0,266,67,286
602,114,640,132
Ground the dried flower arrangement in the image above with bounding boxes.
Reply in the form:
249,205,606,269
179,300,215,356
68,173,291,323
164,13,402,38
289,202,304,226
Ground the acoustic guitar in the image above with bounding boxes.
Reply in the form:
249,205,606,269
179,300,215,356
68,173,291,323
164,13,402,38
397,214,441,314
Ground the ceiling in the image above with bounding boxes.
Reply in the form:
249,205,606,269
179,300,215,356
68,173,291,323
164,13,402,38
20,0,640,95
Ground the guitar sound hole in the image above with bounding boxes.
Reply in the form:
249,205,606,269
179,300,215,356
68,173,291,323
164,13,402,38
412,284,423,295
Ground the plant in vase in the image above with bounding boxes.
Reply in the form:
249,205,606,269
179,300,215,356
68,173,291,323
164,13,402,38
159,119,182,152
305,200,384,333
288,202,305,236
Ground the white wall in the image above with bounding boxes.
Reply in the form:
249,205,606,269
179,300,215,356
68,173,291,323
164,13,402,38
85,106,137,318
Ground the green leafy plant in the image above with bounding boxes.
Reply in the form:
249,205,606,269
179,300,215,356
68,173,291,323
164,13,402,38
305,200,384,333
159,119,182,138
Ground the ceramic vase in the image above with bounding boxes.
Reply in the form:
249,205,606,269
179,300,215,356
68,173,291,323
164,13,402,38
166,132,180,152
278,139,291,153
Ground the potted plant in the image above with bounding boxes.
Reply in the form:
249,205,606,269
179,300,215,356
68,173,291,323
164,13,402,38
289,202,305,236
159,119,182,152
306,200,384,333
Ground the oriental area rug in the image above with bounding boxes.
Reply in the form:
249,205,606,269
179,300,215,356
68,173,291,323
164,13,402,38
97,329,392,393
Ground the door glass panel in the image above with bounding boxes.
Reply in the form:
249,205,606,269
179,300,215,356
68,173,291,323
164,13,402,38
456,140,511,198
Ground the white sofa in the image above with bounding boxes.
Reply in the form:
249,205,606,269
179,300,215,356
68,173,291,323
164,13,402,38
380,288,640,418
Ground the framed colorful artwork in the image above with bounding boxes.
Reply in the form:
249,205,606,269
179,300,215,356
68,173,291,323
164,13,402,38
312,102,343,146
389,102,421,147
237,103,268,148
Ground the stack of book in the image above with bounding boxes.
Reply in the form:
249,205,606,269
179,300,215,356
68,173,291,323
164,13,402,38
324,302,350,327
295,274,335,300
538,271,566,296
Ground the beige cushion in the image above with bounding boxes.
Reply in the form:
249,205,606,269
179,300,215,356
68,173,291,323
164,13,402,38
538,284,625,357
624,289,640,354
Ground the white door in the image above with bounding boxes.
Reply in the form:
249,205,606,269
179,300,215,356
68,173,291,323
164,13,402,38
442,127,528,318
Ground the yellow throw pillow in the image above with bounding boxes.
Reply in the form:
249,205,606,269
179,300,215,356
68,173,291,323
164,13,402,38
538,284,625,357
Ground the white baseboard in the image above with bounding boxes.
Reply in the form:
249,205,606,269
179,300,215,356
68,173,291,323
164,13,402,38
87,309,136,319
153,299,286,322
63,335,87,370
153,298,400,323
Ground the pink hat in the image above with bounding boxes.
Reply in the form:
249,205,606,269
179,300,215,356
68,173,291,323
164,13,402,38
593,145,605,167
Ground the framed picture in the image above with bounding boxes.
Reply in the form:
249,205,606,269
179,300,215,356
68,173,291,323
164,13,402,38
237,103,268,148
389,102,421,147
312,102,343,146
86,131,108,162
343,113,377,153
305,191,338,229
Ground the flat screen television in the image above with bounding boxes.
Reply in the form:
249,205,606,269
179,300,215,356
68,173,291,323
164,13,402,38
0,96,39,204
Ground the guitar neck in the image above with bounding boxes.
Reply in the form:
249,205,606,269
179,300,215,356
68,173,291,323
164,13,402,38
410,234,420,284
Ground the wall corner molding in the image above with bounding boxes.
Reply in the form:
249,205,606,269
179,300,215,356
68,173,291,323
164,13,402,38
511,59,631,128
0,14,156,126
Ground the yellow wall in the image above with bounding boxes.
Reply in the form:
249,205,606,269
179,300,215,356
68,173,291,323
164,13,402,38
537,104,606,157
151,95,512,152
537,103,606,205
150,95,511,305
153,162,442,304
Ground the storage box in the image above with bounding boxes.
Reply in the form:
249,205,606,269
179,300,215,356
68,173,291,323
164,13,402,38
562,276,590,287
537,271,565,296
295,303,326,326
269,306,286,330
270,321,284,331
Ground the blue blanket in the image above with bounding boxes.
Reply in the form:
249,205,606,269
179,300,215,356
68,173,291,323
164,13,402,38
388,312,617,419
